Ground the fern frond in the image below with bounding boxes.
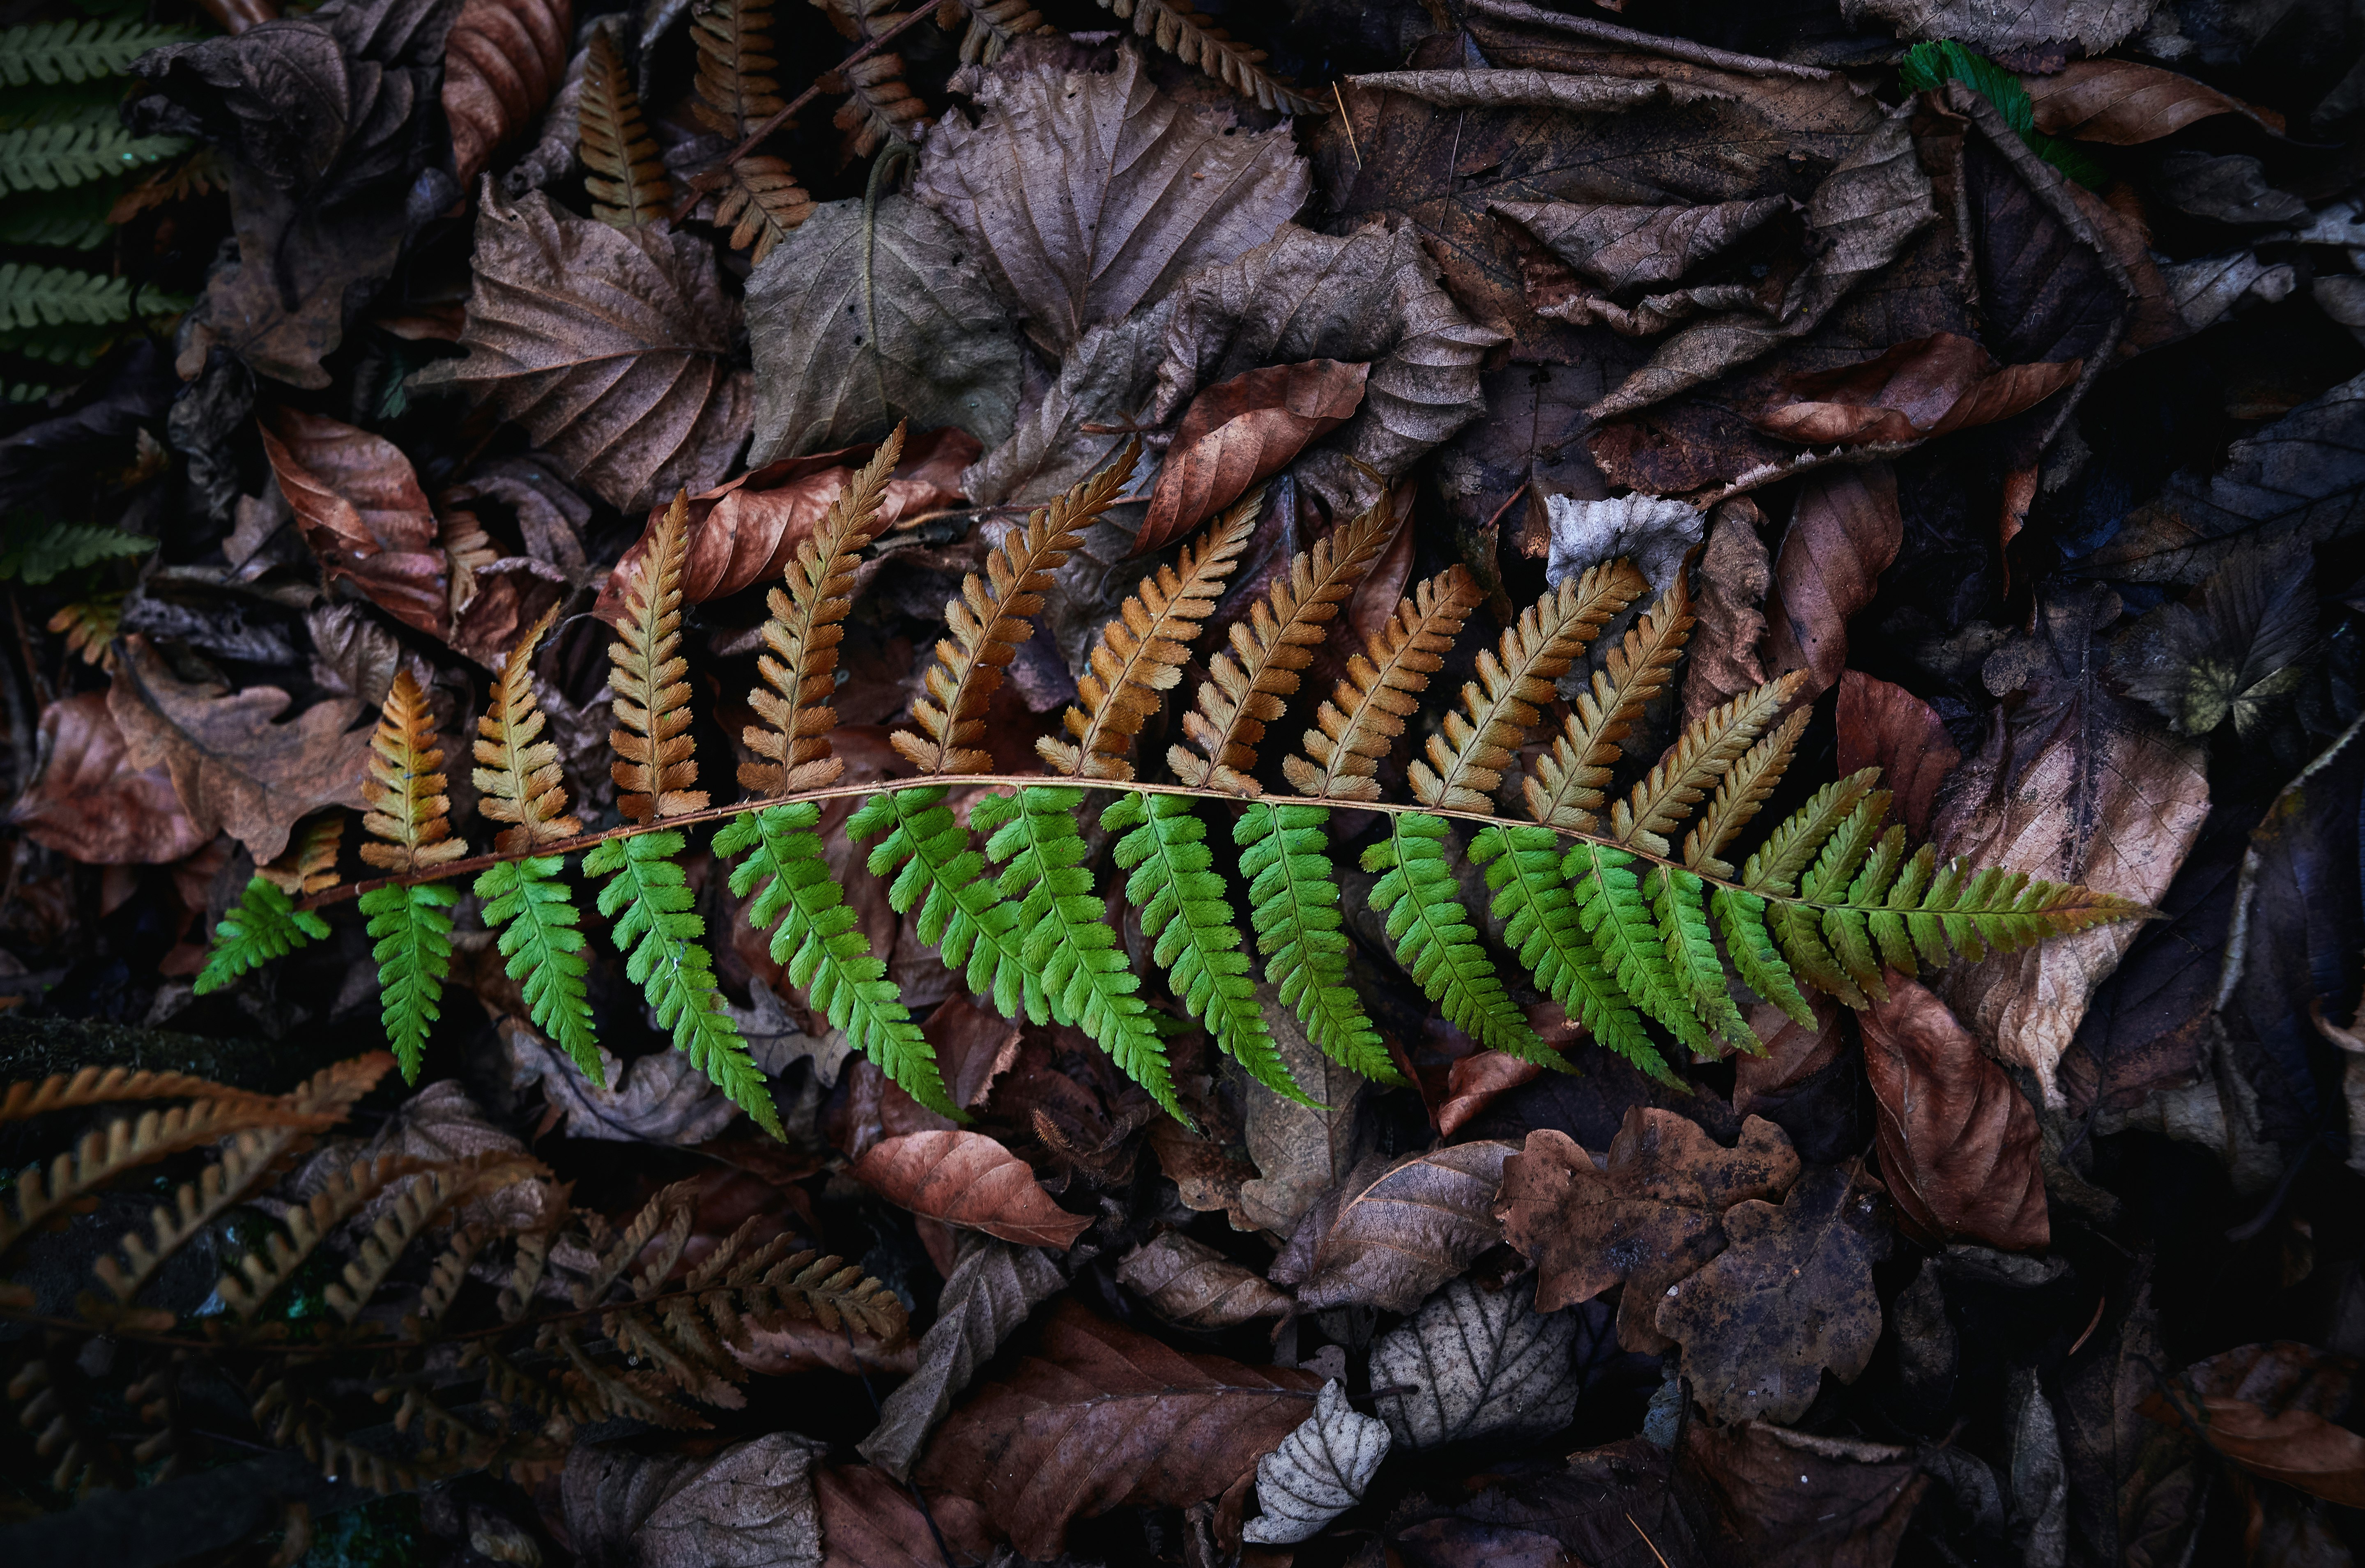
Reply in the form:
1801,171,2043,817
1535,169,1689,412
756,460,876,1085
475,607,582,854
0,186,114,251
585,831,782,1136
1091,0,1321,113
214,1154,418,1318
1564,842,1709,1054
0,515,153,581
1683,704,1807,879
1610,675,1792,858
1041,492,1258,781
361,881,458,1081
948,0,1048,62
0,121,186,194
717,801,955,1114
1647,865,1757,1053
47,594,120,667
1741,769,1881,897
1105,791,1303,1100
361,670,467,875
1415,562,1644,813
0,1066,278,1124
973,785,1179,1117
752,1247,909,1342
1285,566,1483,801
691,0,782,137
1522,576,1692,831
849,785,1043,1021
580,29,671,229
1170,497,1395,794
478,857,598,1079
327,1161,536,1322
707,154,814,262
609,490,708,822
834,55,927,161
1469,824,1668,1080
0,19,197,85
255,815,345,897
743,427,904,795
195,877,330,995
895,442,1141,776
1234,801,1396,1081
1710,887,1817,1026
1362,814,1544,1059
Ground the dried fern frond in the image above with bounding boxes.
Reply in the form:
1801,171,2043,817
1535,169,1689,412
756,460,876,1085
46,593,120,667
1284,566,1483,802
1684,703,1808,879
743,425,905,795
361,670,467,875
831,54,927,161
893,441,1142,775
692,0,783,138
1170,497,1396,795
475,607,581,854
580,29,671,228
327,1159,538,1322
1611,676,1795,858
945,0,1048,62
1040,488,1259,781
1523,575,1693,832
1413,560,1645,812
610,491,708,822
258,814,345,895
1093,0,1320,113
1,1063,281,1124
214,1154,432,1320
706,155,814,262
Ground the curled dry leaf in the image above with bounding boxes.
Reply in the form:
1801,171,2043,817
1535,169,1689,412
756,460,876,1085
261,407,450,639
1238,988,1371,1236
443,0,571,186
746,196,1026,464
417,188,752,513
914,1299,1323,1559
1682,497,1771,728
563,1432,826,1568
1286,1140,1518,1313
2144,1343,2365,1509
1835,669,1958,839
1748,333,2083,447
1491,195,1788,291
1138,359,1369,556
107,635,373,865
1543,492,1702,601
1495,1111,1802,1353
1762,464,1903,704
1861,978,2048,1251
912,41,1309,359
2025,58,2284,145
1242,1380,1390,1544
1655,1162,1892,1425
1436,1051,1546,1138
849,1129,1092,1248
9,692,207,865
1372,1275,1581,1450
1678,1420,1928,1568
859,1236,1065,1478
1116,1231,1292,1329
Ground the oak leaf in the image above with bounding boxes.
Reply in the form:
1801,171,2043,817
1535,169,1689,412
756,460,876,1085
859,1235,1065,1478
1284,1140,1518,1313
260,407,450,639
1861,978,2048,1251
1137,359,1368,556
913,1299,1323,1558
416,187,752,512
9,692,207,865
443,0,570,186
1116,1231,1292,1329
849,1129,1091,1248
1242,1380,1390,1544
1372,1276,1581,1449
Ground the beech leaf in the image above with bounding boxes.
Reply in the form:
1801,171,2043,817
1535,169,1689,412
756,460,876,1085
849,1129,1092,1248
563,1433,826,1568
859,1235,1065,1478
442,0,571,186
1762,464,1904,704
1747,332,2084,448
9,692,207,865
1137,359,1369,556
1116,1231,1293,1329
2144,1343,2365,1509
261,407,451,640
1491,195,1789,291
1285,1140,1518,1313
1242,1380,1390,1544
1372,1276,1581,1449
1834,670,1959,838
2025,58,2285,145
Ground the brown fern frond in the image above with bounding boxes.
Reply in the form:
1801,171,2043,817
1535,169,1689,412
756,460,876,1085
1169,497,1396,795
361,670,468,875
1094,0,1321,113
1611,674,1797,858
413,1225,489,1330
474,608,581,855
497,1226,554,1322
93,1128,315,1308
946,0,1048,62
893,441,1143,775
216,1155,432,1320
46,596,121,669
1039,489,1260,781
742,426,906,795
571,1179,695,1307
692,0,784,137
1,1064,281,1123
1412,561,1645,812
1683,698,1809,878
556,1327,708,1428
608,492,708,822
325,1159,539,1323
1284,566,1484,802
832,55,927,161
752,1248,911,1342
1521,575,1693,832
580,29,672,229
259,814,346,895
707,155,814,262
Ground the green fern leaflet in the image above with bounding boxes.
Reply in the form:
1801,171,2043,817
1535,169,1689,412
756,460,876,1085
0,516,153,582
849,785,1044,1025
1470,823,1669,1082
360,881,457,1081
476,854,599,1083
1235,801,1396,1083
194,877,330,996
1364,814,1547,1062
0,20,198,85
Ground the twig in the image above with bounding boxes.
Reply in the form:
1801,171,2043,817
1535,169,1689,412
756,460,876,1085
1333,81,1362,168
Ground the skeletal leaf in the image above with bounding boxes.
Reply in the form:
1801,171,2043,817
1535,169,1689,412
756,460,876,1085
1372,1275,1581,1449
1242,1380,1390,1544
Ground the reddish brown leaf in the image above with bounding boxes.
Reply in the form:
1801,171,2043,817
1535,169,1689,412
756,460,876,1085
1861,977,2049,1251
9,693,206,865
1138,360,1370,556
1748,333,2082,448
850,1129,1091,1249
2146,1343,2365,1510
1283,1140,1518,1313
1676,1421,1928,1568
1732,997,1844,1119
1116,1231,1293,1329
260,408,450,639
1149,1118,1259,1230
1495,1110,1801,1352
443,0,571,187
923,989,1026,1111
2026,60,2285,145
1436,1051,1546,1138
1762,464,1903,704
915,1299,1323,1559
1835,669,1959,839
1681,496,1771,729
815,1465,996,1567
592,428,979,623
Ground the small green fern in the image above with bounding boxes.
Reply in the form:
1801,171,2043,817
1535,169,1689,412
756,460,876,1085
1234,802,1394,1083
0,120,186,194
0,262,134,329
360,882,457,1080
477,855,598,1078
0,20,197,86
0,515,152,583
195,878,331,996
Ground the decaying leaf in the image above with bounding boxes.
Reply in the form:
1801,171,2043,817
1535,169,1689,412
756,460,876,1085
1543,492,1701,601
1762,465,1903,704
1242,1379,1390,1544
1677,1420,1928,1568
1492,195,1790,292
813,1465,996,1567
859,1235,1065,1478
2145,1343,2365,1510
1655,1162,1892,1424
1138,360,1369,555
2025,58,2285,145
9,692,207,865
261,407,450,639
1682,498,1772,727
850,1129,1092,1248
1116,1231,1292,1329
2116,547,2318,741
1371,1275,1581,1449
1746,333,2084,448
1238,989,1371,1237
443,0,571,186
564,1432,826,1568
1284,1140,1518,1313
1861,978,2049,1251
1836,0,2155,56
1834,670,1958,839
502,1020,741,1145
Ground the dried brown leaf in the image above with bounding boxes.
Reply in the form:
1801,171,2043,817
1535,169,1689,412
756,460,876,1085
1861,977,2049,1251
1116,1231,1291,1329
260,407,450,640
1681,497,1771,729
814,1465,996,1567
1676,1421,1927,1568
1749,332,2084,448
1138,361,1369,556
1762,464,1903,704
859,1236,1065,1478
1834,669,1958,839
9,693,207,865
1491,195,1788,291
563,1432,825,1568
1286,1140,1518,1313
850,1129,1091,1248
2144,1343,2365,1510
2025,59,2284,144
443,0,571,186
1238,990,1371,1235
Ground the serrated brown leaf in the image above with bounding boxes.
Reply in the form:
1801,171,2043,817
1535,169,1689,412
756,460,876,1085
1748,332,2084,448
2144,1343,2365,1510
9,693,207,866
850,1129,1091,1248
1762,464,1903,705
260,407,450,639
1496,1110,1801,1354
1284,1140,1518,1313
1117,1231,1291,1329
108,635,372,865
914,1299,1323,1558
1137,360,1368,556
443,0,571,186
1835,669,1958,839
1655,1163,1891,1425
1675,1421,1927,1568
859,1236,1065,1478
1861,977,2049,1252
416,188,752,513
